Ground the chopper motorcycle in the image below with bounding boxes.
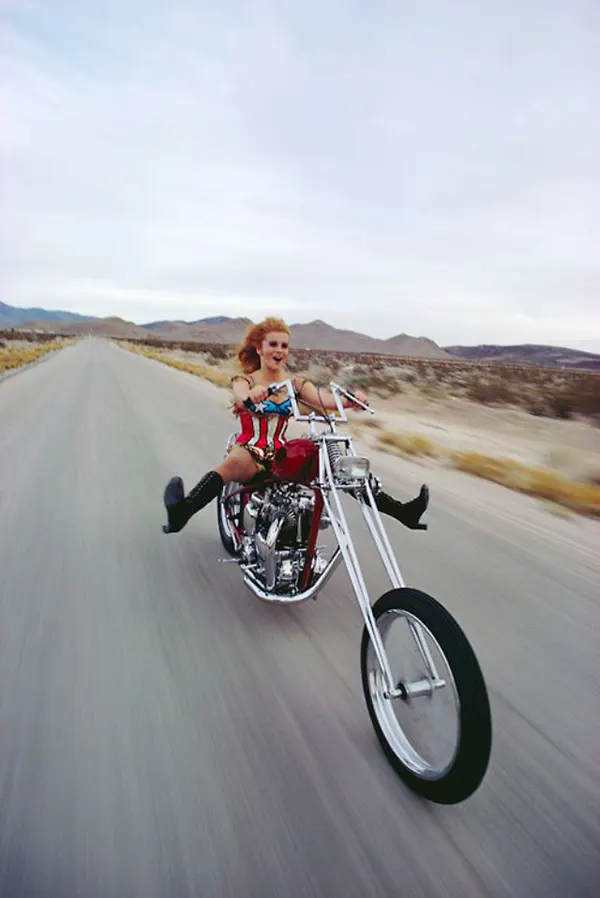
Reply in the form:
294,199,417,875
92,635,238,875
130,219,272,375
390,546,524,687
216,380,492,805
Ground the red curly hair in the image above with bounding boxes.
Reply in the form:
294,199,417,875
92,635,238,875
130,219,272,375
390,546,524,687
236,317,291,374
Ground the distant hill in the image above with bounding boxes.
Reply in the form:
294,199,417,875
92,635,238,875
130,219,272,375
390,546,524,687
143,315,233,330
141,319,189,332
0,301,97,327
445,343,600,370
287,320,451,358
6,300,596,367
149,317,253,344
21,316,150,340
142,316,451,357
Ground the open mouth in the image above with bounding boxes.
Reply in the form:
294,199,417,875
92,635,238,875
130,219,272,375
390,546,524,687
272,355,283,362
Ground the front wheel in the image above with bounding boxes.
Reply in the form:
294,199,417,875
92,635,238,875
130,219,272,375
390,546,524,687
361,588,492,804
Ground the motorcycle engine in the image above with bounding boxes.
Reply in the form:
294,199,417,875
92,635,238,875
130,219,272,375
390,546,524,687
250,486,318,593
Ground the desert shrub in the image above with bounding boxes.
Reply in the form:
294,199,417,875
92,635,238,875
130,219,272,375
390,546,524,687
366,358,384,371
284,354,306,374
555,385,600,421
116,338,600,423
419,380,447,400
345,368,404,396
525,398,549,417
465,378,519,406
0,329,73,344
545,393,575,420
0,340,69,374
377,377,405,395
127,346,232,388
362,417,383,429
203,344,231,363
325,357,342,375
521,382,600,422
401,369,419,385
377,430,438,458
451,452,600,517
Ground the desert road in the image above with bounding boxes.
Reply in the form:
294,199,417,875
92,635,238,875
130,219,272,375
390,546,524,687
0,338,598,898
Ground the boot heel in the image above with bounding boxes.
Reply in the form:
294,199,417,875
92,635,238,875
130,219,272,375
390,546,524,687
163,476,185,533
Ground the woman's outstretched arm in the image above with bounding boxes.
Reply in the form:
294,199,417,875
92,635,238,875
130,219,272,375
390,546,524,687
296,378,368,411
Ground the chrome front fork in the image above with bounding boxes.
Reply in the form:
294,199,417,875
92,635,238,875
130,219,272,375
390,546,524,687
320,443,444,699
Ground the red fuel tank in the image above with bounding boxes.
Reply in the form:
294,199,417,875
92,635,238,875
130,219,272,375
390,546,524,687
272,439,319,484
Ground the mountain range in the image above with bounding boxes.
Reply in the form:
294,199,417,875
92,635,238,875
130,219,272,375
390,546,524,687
444,343,600,370
1,301,598,369
0,301,95,326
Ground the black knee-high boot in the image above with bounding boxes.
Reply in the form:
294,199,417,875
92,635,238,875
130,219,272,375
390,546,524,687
162,470,224,534
372,484,429,530
351,481,429,530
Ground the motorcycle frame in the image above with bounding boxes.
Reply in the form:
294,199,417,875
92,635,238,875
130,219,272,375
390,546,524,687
221,380,443,697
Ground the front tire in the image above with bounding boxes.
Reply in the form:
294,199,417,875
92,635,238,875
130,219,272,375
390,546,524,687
361,587,492,804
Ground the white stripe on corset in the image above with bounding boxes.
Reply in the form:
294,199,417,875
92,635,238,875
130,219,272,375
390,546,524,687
244,414,288,450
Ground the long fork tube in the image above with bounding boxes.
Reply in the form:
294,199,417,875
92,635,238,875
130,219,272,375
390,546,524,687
354,478,442,684
320,450,397,693
324,445,442,687
356,477,405,587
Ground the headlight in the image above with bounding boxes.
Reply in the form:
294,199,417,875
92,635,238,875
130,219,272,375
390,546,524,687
334,456,371,479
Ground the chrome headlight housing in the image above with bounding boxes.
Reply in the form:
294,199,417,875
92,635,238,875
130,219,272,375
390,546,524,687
334,455,371,480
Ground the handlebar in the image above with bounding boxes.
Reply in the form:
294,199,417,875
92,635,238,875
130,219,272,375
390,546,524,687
243,380,373,424
330,381,373,414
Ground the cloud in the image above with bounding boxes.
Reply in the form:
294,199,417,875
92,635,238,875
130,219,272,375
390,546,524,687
1,0,599,349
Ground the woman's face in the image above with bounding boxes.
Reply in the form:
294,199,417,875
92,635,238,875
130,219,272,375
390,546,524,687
258,330,290,373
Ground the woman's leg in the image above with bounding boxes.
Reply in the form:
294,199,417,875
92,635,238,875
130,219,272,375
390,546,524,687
373,483,429,530
350,478,430,530
162,447,261,534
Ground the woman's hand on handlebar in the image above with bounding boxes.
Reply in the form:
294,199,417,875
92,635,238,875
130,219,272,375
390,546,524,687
248,384,269,404
343,388,368,409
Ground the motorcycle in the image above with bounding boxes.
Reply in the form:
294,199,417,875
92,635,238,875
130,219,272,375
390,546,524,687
217,380,492,804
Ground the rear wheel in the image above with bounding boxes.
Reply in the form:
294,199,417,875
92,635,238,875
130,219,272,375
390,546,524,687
217,481,242,556
361,587,492,804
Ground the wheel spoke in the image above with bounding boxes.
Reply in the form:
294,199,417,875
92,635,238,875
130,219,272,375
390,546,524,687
366,610,460,778
360,587,492,804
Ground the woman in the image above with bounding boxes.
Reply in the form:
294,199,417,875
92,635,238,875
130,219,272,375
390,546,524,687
162,316,429,534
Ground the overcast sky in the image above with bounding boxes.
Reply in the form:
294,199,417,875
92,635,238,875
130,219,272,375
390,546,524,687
1,0,598,349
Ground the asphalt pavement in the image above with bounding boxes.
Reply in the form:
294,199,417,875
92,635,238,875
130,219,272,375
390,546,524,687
0,338,598,897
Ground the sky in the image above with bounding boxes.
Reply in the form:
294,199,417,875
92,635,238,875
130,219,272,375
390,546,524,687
1,0,598,350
